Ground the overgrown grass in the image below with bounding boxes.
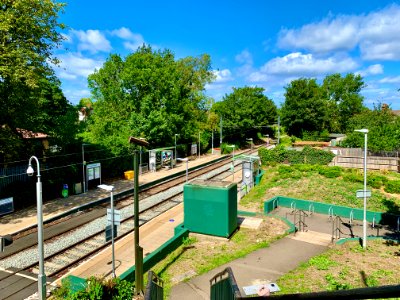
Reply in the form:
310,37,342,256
150,219,289,298
276,239,400,294
241,164,400,214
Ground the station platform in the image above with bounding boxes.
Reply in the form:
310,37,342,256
0,152,230,236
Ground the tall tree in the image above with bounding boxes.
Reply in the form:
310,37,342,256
322,73,365,132
0,0,67,161
212,86,277,142
85,46,214,154
281,78,327,138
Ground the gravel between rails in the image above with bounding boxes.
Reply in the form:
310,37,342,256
0,163,234,270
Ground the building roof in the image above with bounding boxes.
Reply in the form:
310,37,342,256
16,128,48,139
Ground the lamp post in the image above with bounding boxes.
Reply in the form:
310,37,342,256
246,138,253,151
227,145,235,182
27,156,46,300
128,136,149,295
98,184,116,277
177,158,189,182
355,128,368,249
198,132,201,159
174,134,179,164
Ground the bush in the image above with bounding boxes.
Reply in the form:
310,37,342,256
384,180,400,194
52,276,134,300
367,175,388,189
343,173,364,183
258,146,334,166
318,166,342,178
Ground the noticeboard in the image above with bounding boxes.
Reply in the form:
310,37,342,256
0,197,14,216
87,163,101,180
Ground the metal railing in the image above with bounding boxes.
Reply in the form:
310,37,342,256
210,267,241,300
144,271,163,300
294,209,308,233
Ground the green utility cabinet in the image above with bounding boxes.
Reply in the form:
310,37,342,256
184,180,238,237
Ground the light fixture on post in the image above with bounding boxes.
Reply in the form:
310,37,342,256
98,184,116,278
177,158,189,182
227,145,235,182
246,138,253,151
129,136,149,295
27,156,46,300
174,134,179,165
354,128,369,249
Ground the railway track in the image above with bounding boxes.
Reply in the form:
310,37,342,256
0,150,255,280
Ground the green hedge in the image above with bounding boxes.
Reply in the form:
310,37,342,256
258,146,335,166
384,180,400,194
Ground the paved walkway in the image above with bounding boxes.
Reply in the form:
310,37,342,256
169,206,397,299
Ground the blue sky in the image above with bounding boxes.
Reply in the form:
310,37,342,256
55,0,400,109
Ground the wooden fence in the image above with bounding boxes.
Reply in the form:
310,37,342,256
331,148,400,172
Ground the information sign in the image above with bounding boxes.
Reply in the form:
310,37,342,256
356,190,371,198
107,209,121,226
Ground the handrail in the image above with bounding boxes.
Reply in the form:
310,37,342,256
210,267,241,299
290,201,296,211
144,271,163,300
308,204,314,215
372,213,376,228
272,198,278,209
349,210,354,225
328,206,334,221
294,210,308,233
397,217,400,232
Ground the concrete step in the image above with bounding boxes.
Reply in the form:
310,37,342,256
288,230,332,246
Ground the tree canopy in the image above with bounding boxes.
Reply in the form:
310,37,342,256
281,74,366,138
212,86,277,142
84,46,214,154
0,0,76,162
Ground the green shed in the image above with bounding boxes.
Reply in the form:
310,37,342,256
184,179,238,237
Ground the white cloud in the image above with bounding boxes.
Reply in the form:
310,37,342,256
379,76,400,84
235,49,253,65
259,52,358,76
278,4,400,60
213,69,233,83
69,29,112,53
278,16,359,53
356,64,384,77
57,53,104,79
111,27,145,51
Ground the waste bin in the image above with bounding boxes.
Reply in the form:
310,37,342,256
62,184,69,198
124,170,134,180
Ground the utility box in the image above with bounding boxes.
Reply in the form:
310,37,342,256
184,179,237,237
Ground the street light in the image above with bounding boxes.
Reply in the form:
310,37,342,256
177,158,189,182
355,128,368,249
246,138,253,151
98,184,116,278
174,134,179,165
27,156,46,300
227,145,235,182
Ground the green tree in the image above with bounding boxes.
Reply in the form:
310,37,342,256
281,78,327,138
212,86,277,142
0,0,67,161
342,105,400,151
322,73,365,132
85,46,214,154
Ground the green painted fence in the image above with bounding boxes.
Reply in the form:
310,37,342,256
264,196,399,227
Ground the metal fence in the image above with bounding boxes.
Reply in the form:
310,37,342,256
144,271,163,300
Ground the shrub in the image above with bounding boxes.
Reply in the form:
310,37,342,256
258,146,334,166
367,175,388,189
318,166,342,178
384,180,400,194
343,173,363,183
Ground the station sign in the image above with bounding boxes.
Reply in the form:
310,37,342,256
356,190,371,198
107,209,121,226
